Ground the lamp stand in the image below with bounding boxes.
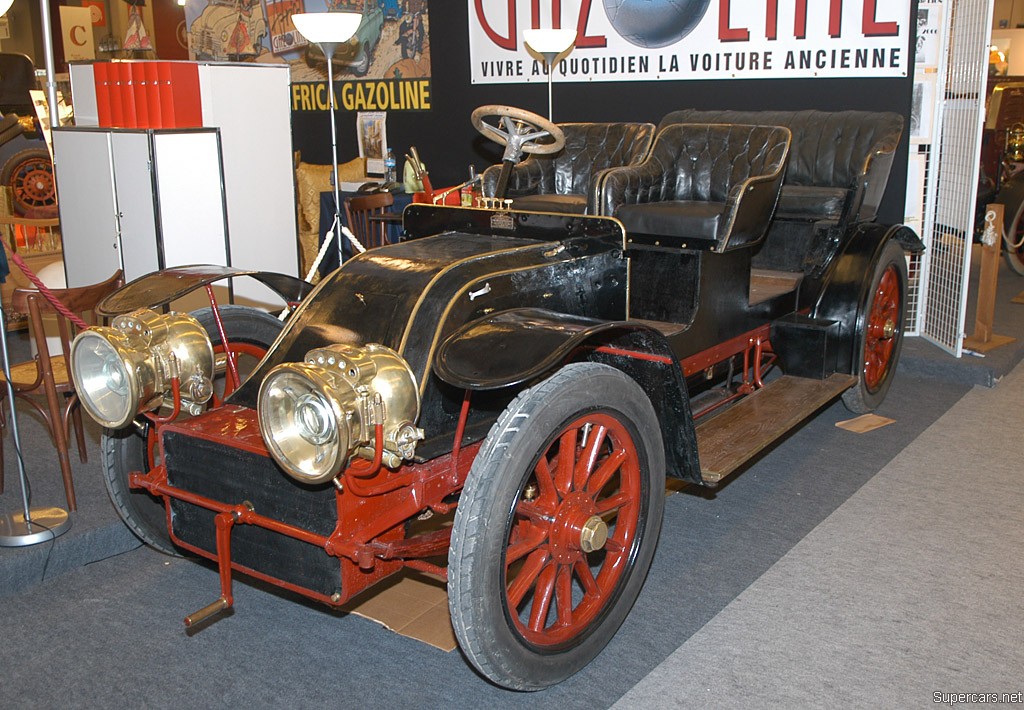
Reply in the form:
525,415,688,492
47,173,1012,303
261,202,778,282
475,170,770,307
322,42,345,267
542,52,557,121
0,305,70,547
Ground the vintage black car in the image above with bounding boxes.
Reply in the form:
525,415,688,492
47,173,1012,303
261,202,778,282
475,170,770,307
70,105,920,690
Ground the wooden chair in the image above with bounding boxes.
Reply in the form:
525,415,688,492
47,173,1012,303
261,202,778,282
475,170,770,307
0,270,124,510
343,192,396,252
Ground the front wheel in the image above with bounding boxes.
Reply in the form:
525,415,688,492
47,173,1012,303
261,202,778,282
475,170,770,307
102,306,284,554
449,363,665,690
842,240,908,413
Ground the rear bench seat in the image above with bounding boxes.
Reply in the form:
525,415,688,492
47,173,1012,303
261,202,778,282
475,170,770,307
656,109,904,224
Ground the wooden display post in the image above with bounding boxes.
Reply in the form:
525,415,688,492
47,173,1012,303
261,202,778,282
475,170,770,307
963,203,1016,352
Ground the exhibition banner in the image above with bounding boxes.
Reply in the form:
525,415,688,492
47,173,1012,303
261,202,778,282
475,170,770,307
469,0,911,84
184,0,432,113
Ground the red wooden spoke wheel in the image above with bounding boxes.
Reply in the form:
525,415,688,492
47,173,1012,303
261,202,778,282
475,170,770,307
505,412,642,647
1,148,58,218
842,240,908,414
103,306,285,554
449,363,665,691
862,265,900,392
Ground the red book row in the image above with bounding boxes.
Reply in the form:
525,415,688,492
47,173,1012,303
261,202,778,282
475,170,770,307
93,61,203,130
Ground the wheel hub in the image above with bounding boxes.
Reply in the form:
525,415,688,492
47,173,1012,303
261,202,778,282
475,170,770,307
579,515,608,553
882,318,895,339
549,492,601,563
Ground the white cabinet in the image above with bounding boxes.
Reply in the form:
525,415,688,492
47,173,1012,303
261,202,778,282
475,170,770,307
67,62,298,307
53,127,229,289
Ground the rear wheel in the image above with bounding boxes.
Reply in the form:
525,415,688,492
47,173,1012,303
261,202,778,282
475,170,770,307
449,363,665,690
1,148,57,218
102,306,283,554
842,241,908,413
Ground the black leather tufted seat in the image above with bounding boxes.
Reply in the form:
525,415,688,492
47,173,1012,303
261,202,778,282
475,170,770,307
656,109,904,223
480,122,655,214
598,123,791,252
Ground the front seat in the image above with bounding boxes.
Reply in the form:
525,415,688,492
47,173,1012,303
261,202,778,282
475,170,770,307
480,122,656,215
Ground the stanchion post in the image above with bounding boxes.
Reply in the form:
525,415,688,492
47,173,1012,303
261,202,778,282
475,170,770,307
964,203,1016,353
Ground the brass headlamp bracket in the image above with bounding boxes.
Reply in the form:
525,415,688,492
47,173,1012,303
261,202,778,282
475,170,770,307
301,343,424,470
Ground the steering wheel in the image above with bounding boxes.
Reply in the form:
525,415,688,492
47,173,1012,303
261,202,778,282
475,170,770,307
471,105,566,164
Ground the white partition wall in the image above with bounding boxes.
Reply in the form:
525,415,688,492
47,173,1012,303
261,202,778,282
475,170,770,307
915,0,995,356
196,64,296,306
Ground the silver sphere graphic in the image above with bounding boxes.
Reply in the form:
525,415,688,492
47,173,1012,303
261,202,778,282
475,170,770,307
603,0,711,48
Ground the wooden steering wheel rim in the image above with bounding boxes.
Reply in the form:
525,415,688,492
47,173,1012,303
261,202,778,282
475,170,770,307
471,105,566,156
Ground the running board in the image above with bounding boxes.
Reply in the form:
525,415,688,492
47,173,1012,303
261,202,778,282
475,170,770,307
695,373,856,485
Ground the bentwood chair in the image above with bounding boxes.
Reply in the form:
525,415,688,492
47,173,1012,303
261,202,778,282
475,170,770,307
0,270,123,510
343,191,396,252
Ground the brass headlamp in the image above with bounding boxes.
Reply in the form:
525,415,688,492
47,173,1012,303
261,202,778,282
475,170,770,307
70,309,215,429
258,343,423,485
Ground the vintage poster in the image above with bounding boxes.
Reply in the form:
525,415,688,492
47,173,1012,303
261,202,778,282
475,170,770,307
184,0,432,112
59,6,96,63
267,0,308,55
469,0,911,84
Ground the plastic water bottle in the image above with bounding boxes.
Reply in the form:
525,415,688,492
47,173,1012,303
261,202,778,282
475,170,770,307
384,148,397,184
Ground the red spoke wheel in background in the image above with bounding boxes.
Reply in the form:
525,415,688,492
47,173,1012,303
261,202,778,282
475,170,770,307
842,240,908,414
449,363,665,690
1,148,58,218
102,306,284,554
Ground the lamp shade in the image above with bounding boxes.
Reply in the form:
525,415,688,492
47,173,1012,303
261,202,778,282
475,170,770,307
292,12,363,44
0,0,14,17
523,28,577,55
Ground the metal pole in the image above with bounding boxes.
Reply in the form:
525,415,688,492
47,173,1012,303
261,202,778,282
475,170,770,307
0,305,71,546
544,54,555,122
0,3,71,545
323,43,343,267
38,0,60,129
0,306,30,521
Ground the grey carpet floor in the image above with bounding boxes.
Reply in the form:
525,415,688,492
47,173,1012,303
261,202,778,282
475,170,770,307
2,252,1022,706
615,360,1024,708
0,369,973,708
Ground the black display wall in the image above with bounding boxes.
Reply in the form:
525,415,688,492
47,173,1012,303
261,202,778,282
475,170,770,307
291,1,918,225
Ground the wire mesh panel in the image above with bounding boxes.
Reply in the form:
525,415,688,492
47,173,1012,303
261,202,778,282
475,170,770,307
917,0,994,356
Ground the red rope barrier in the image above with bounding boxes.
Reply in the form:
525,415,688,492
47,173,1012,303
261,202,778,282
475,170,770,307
2,241,89,330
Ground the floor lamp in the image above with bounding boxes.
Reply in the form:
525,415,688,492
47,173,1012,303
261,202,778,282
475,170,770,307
523,29,577,121
0,0,71,547
292,12,363,266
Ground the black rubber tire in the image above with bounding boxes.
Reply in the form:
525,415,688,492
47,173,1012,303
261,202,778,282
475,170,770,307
842,240,908,414
449,363,665,690
0,147,56,217
101,306,284,555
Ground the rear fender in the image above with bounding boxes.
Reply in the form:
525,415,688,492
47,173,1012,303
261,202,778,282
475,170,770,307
436,308,702,483
813,223,919,373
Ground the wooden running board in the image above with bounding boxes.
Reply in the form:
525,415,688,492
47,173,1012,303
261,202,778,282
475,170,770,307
695,373,856,485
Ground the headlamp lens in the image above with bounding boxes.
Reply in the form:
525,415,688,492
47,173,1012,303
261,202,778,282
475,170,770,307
259,370,346,484
71,332,134,428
